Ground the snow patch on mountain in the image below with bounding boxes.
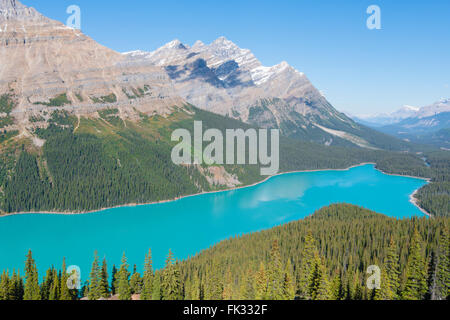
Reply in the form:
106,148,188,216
355,99,450,126
123,36,304,87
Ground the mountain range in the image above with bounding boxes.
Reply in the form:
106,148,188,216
352,99,450,148
0,0,183,134
123,38,409,149
0,0,413,152
0,0,436,215
354,99,450,127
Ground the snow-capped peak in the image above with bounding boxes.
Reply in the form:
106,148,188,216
123,36,306,87
192,40,205,48
401,105,420,112
160,39,188,50
122,50,147,56
211,36,235,46
418,98,450,118
251,61,296,86
207,36,243,59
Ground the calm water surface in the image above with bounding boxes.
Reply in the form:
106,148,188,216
0,164,427,276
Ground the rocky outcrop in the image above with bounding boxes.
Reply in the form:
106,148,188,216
0,0,184,133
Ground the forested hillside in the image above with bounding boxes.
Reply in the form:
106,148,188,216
176,204,449,301
0,100,449,216
1,204,448,300
414,152,450,217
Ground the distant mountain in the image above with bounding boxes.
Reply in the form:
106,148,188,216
380,111,450,136
355,99,450,127
353,105,421,127
376,112,450,148
124,38,410,150
353,99,450,148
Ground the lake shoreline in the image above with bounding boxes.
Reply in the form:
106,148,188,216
0,162,431,218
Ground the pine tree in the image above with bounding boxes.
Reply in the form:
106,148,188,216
298,231,317,299
385,238,401,299
204,262,222,300
88,251,101,300
190,273,201,300
111,265,118,295
49,269,59,300
254,262,267,300
161,250,183,300
222,267,233,300
152,274,161,300
0,270,10,300
81,281,90,299
266,240,285,300
141,249,154,300
331,270,345,300
10,270,24,300
308,252,331,300
24,250,40,300
282,260,296,300
130,265,143,294
352,271,363,300
41,267,55,300
59,258,72,300
117,252,131,300
99,258,110,298
403,228,428,300
434,226,449,300
239,267,255,300
376,238,401,300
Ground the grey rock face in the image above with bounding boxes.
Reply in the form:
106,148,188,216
0,0,44,23
1,0,184,133
123,37,357,144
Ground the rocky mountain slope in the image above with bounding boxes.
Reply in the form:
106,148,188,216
0,0,183,140
0,0,440,215
124,38,409,150
1,0,412,153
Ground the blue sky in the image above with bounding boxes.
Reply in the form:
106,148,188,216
23,0,450,116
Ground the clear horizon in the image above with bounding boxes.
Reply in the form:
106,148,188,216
21,0,450,116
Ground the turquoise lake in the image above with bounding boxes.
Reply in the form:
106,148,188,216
0,164,427,278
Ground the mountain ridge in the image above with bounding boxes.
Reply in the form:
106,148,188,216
124,38,410,150
1,1,414,153
0,0,446,218
0,0,185,142
354,98,450,126
351,99,450,148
